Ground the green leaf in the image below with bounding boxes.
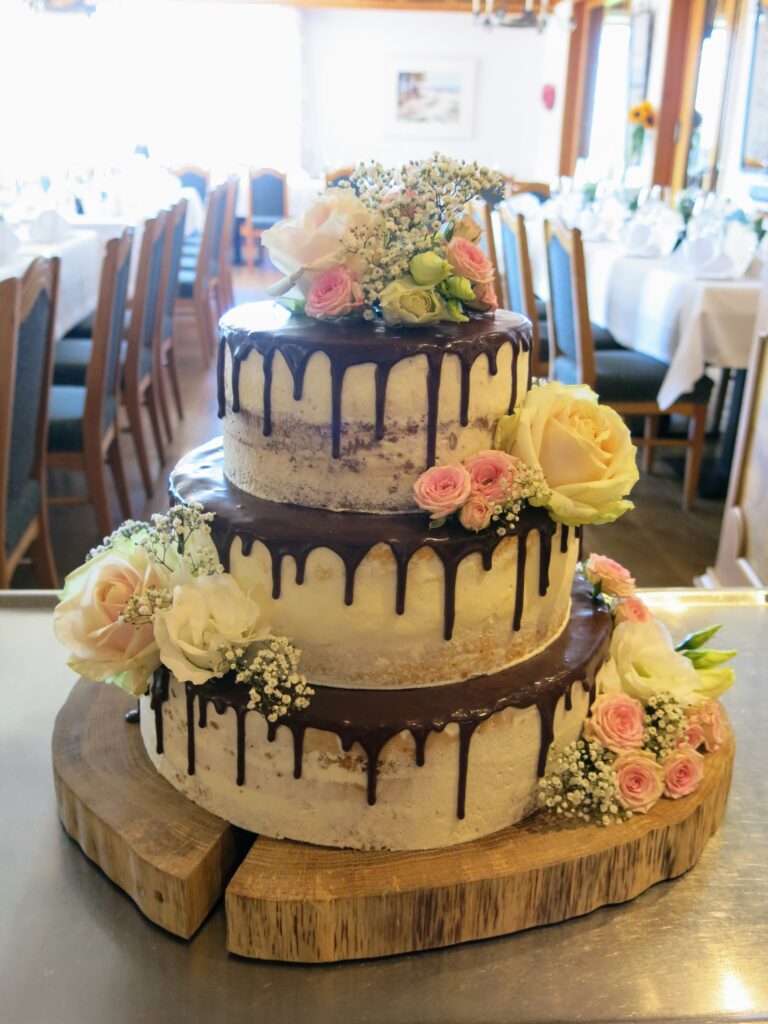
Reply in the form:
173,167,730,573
428,516,447,530
674,624,722,651
444,221,455,242
276,295,306,316
684,648,737,668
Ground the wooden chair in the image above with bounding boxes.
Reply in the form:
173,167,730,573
471,199,505,310
216,175,238,315
544,220,712,510
499,210,549,378
503,178,551,202
0,258,60,587
172,165,209,205
123,211,170,495
325,166,355,188
176,181,228,364
156,198,188,437
240,168,287,268
48,231,133,538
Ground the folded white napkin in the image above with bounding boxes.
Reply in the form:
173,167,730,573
682,223,757,280
619,220,660,257
28,209,72,243
619,209,682,258
0,220,21,263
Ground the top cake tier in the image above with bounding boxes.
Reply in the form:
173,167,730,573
218,302,532,513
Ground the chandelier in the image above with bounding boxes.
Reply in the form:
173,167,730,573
473,0,561,31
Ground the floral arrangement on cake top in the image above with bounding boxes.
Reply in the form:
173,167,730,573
539,553,737,826
412,381,639,531
262,153,504,327
53,504,313,722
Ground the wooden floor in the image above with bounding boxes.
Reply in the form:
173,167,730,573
13,266,724,589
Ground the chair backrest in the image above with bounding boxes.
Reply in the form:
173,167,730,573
194,180,229,288
85,229,134,435
173,165,209,204
543,220,595,386
0,257,59,555
161,199,188,339
505,178,551,203
325,166,355,189
500,210,546,377
217,175,239,300
249,168,287,219
125,212,168,390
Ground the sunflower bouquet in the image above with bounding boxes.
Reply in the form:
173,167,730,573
628,100,655,165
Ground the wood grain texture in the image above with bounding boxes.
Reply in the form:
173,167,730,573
52,679,238,939
226,719,734,962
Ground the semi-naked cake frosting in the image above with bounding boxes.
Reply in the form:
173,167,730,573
139,301,612,851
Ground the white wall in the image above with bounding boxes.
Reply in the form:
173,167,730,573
301,7,561,181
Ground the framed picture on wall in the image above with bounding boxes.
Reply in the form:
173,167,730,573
387,57,476,139
742,2,768,174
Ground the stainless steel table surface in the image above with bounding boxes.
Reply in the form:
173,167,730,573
1,589,766,1024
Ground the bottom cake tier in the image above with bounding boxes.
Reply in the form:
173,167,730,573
139,584,611,851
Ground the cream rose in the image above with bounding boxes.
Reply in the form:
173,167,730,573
53,536,169,696
154,574,269,685
597,619,703,707
495,382,639,527
262,189,372,295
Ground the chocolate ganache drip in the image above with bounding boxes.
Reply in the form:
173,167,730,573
149,584,610,821
171,440,567,642
216,303,532,467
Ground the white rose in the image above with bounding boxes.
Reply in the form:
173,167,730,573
154,574,268,685
495,382,639,527
262,189,372,296
53,536,169,696
597,619,702,707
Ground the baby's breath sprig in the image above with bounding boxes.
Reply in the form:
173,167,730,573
223,636,314,723
119,586,172,627
86,520,151,561
141,501,224,578
643,692,686,759
539,738,631,826
492,465,550,537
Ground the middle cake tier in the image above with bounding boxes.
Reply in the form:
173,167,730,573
171,440,581,690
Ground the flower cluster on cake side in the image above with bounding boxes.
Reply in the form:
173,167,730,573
53,505,313,723
538,553,736,826
263,153,503,326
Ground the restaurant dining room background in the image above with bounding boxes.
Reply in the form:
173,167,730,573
1,0,767,592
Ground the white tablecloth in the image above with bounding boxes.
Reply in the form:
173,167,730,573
525,223,766,409
0,230,100,339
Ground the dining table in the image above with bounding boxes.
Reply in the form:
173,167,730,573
524,225,766,411
1,586,766,1024
0,228,101,339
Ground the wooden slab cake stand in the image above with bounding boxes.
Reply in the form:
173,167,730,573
52,678,735,963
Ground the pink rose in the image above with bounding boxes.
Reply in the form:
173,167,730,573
413,464,473,519
445,237,495,285
612,751,664,813
685,700,723,752
305,266,363,319
584,553,636,598
466,281,498,313
614,596,651,625
681,722,706,751
663,745,704,799
459,494,493,532
463,449,521,503
583,693,645,753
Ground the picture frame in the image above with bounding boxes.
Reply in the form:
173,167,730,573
387,57,476,139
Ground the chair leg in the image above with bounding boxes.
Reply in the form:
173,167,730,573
165,341,184,420
642,415,658,474
32,506,59,588
83,442,115,538
107,432,132,521
683,406,707,511
156,359,174,443
124,391,153,498
144,382,166,465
